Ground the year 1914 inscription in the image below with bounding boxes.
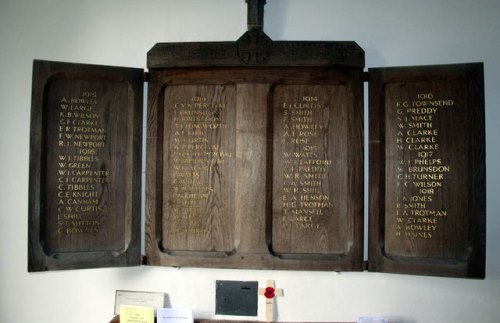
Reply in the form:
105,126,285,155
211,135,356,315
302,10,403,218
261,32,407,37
162,85,236,253
272,85,351,256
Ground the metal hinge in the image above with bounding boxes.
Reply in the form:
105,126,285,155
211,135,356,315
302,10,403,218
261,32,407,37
363,71,370,82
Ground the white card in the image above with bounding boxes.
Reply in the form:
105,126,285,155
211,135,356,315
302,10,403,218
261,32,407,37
358,317,388,323
114,290,166,315
157,308,194,323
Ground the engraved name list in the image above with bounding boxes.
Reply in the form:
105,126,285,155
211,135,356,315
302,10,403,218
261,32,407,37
56,91,108,236
272,84,351,255
384,82,469,259
162,85,236,253
43,79,131,253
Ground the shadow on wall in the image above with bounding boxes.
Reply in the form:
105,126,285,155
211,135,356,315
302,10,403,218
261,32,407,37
262,0,289,39
364,48,386,68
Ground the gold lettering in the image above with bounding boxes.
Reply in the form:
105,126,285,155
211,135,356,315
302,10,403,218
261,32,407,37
167,89,233,235
279,92,334,231
54,90,109,237
392,91,453,240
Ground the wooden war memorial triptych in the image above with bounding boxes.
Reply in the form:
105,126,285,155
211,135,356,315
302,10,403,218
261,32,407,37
28,1,485,278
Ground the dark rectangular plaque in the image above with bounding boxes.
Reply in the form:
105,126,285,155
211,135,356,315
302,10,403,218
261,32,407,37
29,60,143,271
215,280,258,316
368,63,485,278
146,66,364,271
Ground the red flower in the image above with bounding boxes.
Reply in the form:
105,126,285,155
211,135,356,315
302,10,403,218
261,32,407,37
264,287,275,299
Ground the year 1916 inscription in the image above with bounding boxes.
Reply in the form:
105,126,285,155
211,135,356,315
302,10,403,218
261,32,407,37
385,81,469,259
56,91,107,235
44,79,131,253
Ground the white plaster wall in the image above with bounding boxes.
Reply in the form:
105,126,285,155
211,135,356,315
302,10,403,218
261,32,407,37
1,0,499,322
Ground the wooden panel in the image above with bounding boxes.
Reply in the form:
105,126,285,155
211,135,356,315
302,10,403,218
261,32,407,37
28,60,143,271
368,63,485,278
162,85,236,254
146,67,364,270
271,85,350,257
147,41,364,68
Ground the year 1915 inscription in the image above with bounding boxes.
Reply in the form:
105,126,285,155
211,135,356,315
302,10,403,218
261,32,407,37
279,94,332,230
56,91,107,235
44,79,131,253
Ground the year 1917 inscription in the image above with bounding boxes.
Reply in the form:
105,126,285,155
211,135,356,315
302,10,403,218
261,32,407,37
384,81,469,259
272,85,350,256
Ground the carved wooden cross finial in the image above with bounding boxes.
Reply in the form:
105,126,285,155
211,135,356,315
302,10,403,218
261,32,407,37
246,0,266,31
238,0,271,64
258,280,283,322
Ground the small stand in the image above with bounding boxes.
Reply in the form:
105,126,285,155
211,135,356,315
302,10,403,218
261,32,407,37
258,280,283,322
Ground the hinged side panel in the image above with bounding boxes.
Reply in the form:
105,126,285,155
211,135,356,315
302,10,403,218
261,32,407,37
368,63,485,278
28,60,143,271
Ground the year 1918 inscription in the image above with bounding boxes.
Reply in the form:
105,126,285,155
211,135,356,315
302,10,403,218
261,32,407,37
384,81,469,259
